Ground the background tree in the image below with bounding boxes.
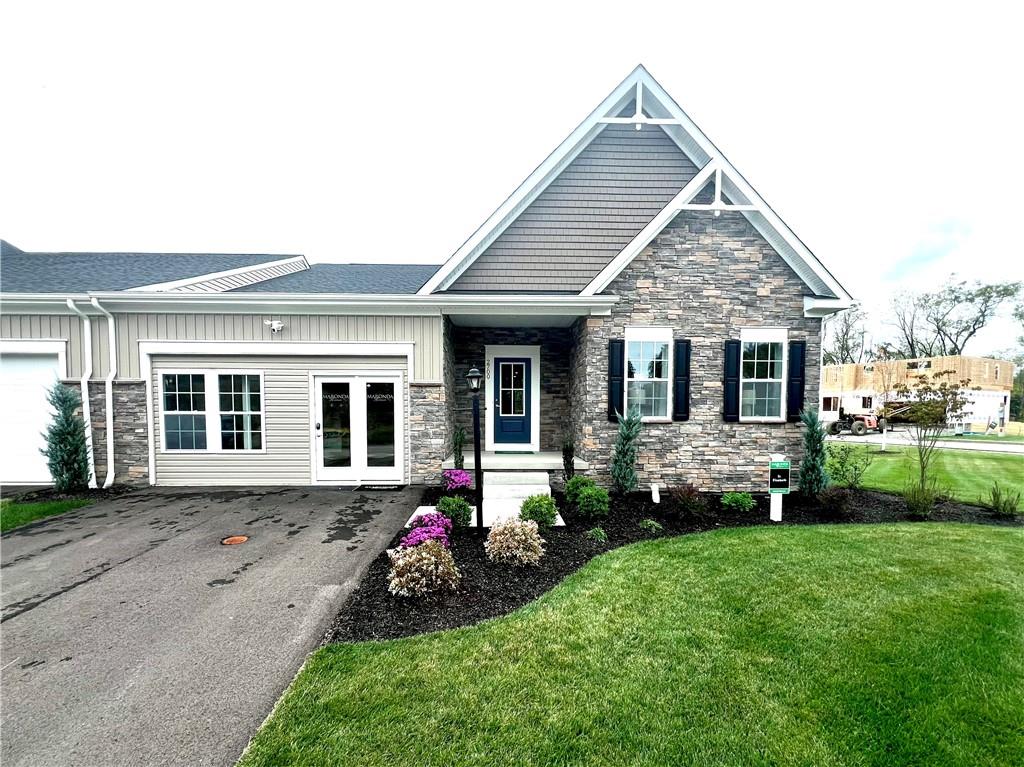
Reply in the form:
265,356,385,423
41,382,91,493
894,370,972,514
822,304,869,365
889,292,938,359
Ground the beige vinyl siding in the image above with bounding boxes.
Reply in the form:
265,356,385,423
2,312,442,382
151,354,409,486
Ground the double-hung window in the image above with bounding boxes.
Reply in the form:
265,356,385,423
625,327,672,420
162,373,207,450
160,370,264,452
739,329,787,422
219,374,263,450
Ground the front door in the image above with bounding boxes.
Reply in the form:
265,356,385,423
493,357,531,446
314,374,403,483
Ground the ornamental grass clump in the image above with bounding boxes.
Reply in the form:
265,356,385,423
442,469,472,492
576,485,610,520
986,481,1022,518
437,496,473,527
519,494,558,528
484,518,545,567
386,539,460,597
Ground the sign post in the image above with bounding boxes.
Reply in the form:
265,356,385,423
768,453,790,522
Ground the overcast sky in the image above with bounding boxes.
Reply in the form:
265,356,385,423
2,1,1022,354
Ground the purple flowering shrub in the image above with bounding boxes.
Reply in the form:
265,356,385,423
410,512,453,534
442,469,472,491
399,525,449,549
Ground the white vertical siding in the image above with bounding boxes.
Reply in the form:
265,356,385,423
1,312,443,382
151,354,410,486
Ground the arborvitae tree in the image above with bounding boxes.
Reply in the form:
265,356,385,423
798,408,829,497
41,382,91,493
610,408,642,494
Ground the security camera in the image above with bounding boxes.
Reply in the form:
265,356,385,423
264,320,285,334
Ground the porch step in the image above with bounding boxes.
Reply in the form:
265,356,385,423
484,471,550,486
483,483,551,500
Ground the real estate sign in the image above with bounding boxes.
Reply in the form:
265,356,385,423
769,461,791,495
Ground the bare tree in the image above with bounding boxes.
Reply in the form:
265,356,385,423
823,304,869,365
889,292,938,359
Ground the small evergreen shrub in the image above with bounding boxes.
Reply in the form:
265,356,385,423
585,526,608,543
451,426,466,470
721,492,755,513
437,495,473,527
817,486,851,518
565,475,596,507
576,485,610,520
442,469,472,491
519,494,558,528
562,436,575,482
638,518,663,534
799,409,829,496
904,482,938,519
41,383,91,493
386,539,460,597
485,518,545,566
610,408,642,494
667,482,708,517
827,444,873,490
985,481,1021,518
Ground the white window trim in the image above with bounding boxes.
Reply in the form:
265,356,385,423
739,328,788,424
157,369,267,454
624,326,673,423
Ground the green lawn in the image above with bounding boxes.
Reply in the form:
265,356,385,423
0,497,92,532
240,524,1024,767
850,446,1024,509
941,433,1024,444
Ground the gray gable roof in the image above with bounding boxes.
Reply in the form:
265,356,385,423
232,263,440,294
446,119,700,293
0,248,297,293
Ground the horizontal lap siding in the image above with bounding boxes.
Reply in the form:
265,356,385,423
151,355,409,486
449,123,700,292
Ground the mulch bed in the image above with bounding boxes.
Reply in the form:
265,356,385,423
7,484,135,504
327,487,1021,644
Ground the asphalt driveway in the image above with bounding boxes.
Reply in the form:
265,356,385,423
0,486,414,767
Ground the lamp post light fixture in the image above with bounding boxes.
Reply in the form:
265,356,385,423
465,367,485,529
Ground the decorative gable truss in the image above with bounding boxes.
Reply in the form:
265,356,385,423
128,255,310,293
420,65,852,317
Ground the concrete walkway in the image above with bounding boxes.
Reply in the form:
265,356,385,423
1,486,413,767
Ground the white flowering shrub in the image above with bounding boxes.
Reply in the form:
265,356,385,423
386,539,460,597
485,518,545,567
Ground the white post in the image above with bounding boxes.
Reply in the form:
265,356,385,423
769,452,785,522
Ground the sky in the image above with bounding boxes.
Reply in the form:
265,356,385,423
2,1,1022,355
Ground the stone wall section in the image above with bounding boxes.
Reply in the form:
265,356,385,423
409,383,448,485
574,210,823,492
85,381,149,485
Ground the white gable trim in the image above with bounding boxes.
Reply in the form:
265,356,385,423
128,255,309,293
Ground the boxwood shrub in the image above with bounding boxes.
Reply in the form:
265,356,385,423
576,485,610,520
437,495,473,527
519,494,558,528
565,475,596,507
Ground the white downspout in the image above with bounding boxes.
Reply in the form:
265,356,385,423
91,297,117,488
66,299,98,489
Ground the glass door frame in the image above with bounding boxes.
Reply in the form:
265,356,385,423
311,371,404,484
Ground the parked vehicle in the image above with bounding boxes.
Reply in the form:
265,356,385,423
827,408,887,436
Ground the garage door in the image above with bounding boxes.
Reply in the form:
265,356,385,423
0,353,62,484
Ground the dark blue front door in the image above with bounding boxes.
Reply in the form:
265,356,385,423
493,357,531,445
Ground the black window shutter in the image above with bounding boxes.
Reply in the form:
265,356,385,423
672,339,691,421
608,339,625,421
723,339,741,422
787,340,807,422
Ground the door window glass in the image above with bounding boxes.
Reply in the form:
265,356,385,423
366,382,396,467
499,362,526,416
322,382,351,467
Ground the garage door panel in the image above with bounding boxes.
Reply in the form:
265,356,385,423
1,354,61,484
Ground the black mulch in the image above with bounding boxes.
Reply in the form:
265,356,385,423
7,484,135,504
327,487,1022,644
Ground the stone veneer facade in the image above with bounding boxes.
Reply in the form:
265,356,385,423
569,210,823,492
409,383,448,485
85,381,149,485
447,324,574,453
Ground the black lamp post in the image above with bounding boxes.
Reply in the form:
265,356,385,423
465,367,485,529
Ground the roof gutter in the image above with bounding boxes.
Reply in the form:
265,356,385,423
90,297,117,488
65,299,98,489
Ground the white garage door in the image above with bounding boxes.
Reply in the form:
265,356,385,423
0,353,62,484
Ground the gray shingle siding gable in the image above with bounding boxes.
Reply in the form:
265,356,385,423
447,123,701,293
